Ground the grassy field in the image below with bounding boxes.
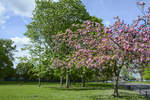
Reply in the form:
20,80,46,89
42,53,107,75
0,82,147,100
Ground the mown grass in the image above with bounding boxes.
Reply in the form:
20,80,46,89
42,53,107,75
0,82,147,100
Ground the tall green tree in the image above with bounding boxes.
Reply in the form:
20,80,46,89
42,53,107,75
25,0,91,43
0,39,16,79
16,61,35,81
22,40,52,87
25,0,103,88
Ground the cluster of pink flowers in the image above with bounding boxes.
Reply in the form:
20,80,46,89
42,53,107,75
54,6,150,71
52,58,67,69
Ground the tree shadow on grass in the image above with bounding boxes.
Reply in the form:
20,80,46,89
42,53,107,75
45,83,115,91
45,86,113,91
0,81,58,86
86,83,114,88
0,81,18,85
87,91,146,100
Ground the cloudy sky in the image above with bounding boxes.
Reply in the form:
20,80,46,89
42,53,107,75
0,0,149,67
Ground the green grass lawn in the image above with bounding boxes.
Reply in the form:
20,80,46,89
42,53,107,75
0,82,147,100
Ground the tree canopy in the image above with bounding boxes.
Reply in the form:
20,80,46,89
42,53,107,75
0,39,16,80
0,39,16,69
25,0,102,44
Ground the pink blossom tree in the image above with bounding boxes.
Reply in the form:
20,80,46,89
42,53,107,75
55,5,150,96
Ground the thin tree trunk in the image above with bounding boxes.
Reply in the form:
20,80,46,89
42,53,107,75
140,70,144,81
114,75,119,97
82,76,86,87
139,65,145,81
66,73,70,88
60,75,64,87
38,77,41,87
113,63,122,97
140,74,143,81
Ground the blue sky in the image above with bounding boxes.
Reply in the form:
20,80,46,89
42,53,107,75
0,0,149,67
0,0,150,39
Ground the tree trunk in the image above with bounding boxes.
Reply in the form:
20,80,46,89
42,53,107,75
60,75,64,87
38,77,41,87
114,75,119,97
82,76,86,87
66,73,70,88
140,72,144,81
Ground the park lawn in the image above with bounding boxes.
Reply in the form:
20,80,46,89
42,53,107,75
0,82,147,100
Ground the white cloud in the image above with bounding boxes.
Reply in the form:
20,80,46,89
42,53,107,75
0,2,5,18
11,37,30,47
11,37,31,57
1,25,6,30
2,0,35,17
0,2,5,12
11,37,31,67
0,2,9,25
53,0,59,2
0,0,59,26
0,0,59,18
104,20,111,26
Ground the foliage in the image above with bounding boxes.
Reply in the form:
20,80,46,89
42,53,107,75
16,61,35,80
0,67,16,80
120,66,129,80
129,74,136,80
55,5,150,96
0,39,16,69
143,64,150,80
24,0,104,88
0,39,16,80
25,0,91,44
21,41,52,79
